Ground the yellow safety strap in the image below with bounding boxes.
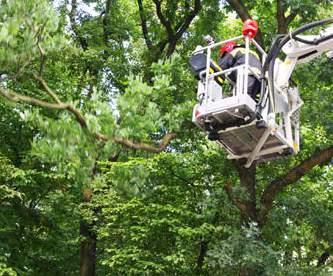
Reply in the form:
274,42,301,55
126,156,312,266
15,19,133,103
210,60,224,84
230,47,260,60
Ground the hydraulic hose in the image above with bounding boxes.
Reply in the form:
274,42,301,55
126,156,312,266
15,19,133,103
260,17,333,116
293,33,333,45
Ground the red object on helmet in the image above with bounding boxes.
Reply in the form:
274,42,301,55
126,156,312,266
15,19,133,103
242,19,259,38
220,41,236,56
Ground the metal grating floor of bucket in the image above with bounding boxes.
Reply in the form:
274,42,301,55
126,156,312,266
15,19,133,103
218,123,285,156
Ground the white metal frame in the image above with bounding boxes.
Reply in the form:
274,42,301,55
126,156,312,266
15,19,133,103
192,34,304,167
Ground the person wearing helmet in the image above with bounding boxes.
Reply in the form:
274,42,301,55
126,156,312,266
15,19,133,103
218,41,262,100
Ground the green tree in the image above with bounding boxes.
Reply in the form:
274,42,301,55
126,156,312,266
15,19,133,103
1,0,333,275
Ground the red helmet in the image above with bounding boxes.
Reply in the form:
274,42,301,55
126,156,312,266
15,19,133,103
220,41,236,56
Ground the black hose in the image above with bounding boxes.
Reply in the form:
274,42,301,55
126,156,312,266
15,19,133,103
267,17,333,77
263,17,333,115
261,34,285,77
293,33,333,45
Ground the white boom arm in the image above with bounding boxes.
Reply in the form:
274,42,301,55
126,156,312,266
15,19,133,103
276,26,333,87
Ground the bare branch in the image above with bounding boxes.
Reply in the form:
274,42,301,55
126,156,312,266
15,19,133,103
113,133,176,153
33,74,61,104
259,146,333,226
137,0,153,49
36,28,46,75
66,104,88,129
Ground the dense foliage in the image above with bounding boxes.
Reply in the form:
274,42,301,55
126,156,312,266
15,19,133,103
0,0,333,275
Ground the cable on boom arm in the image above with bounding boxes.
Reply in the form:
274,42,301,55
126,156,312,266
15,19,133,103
261,18,333,114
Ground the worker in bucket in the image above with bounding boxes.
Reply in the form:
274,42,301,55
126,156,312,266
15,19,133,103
218,40,262,100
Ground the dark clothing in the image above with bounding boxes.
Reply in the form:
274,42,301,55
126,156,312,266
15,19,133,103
189,53,224,86
218,46,262,99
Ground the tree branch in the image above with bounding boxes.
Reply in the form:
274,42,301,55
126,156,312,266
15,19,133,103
37,42,46,75
276,0,298,33
0,87,68,110
69,0,88,50
0,85,176,153
112,133,176,153
259,146,333,226
285,10,298,26
137,0,153,49
276,0,287,34
225,0,264,47
174,0,201,40
33,74,61,104
166,0,202,57
152,0,174,40
224,182,249,216
102,0,112,45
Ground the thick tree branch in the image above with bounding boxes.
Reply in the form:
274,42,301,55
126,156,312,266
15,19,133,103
195,240,208,273
259,146,333,226
137,0,153,49
277,0,298,33
152,0,174,40
276,0,287,34
66,104,88,129
174,0,201,40
102,0,112,45
33,74,61,104
0,85,176,153
225,0,264,47
69,0,88,50
166,0,202,56
224,182,249,216
0,87,68,110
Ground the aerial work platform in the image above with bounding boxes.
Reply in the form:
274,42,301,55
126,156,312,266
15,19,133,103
188,18,333,166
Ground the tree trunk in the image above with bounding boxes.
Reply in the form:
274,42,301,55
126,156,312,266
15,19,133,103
195,240,208,274
239,266,255,276
235,162,258,276
235,161,257,224
80,220,97,276
80,188,96,276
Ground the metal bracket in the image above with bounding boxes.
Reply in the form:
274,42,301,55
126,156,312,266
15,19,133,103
244,127,272,168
